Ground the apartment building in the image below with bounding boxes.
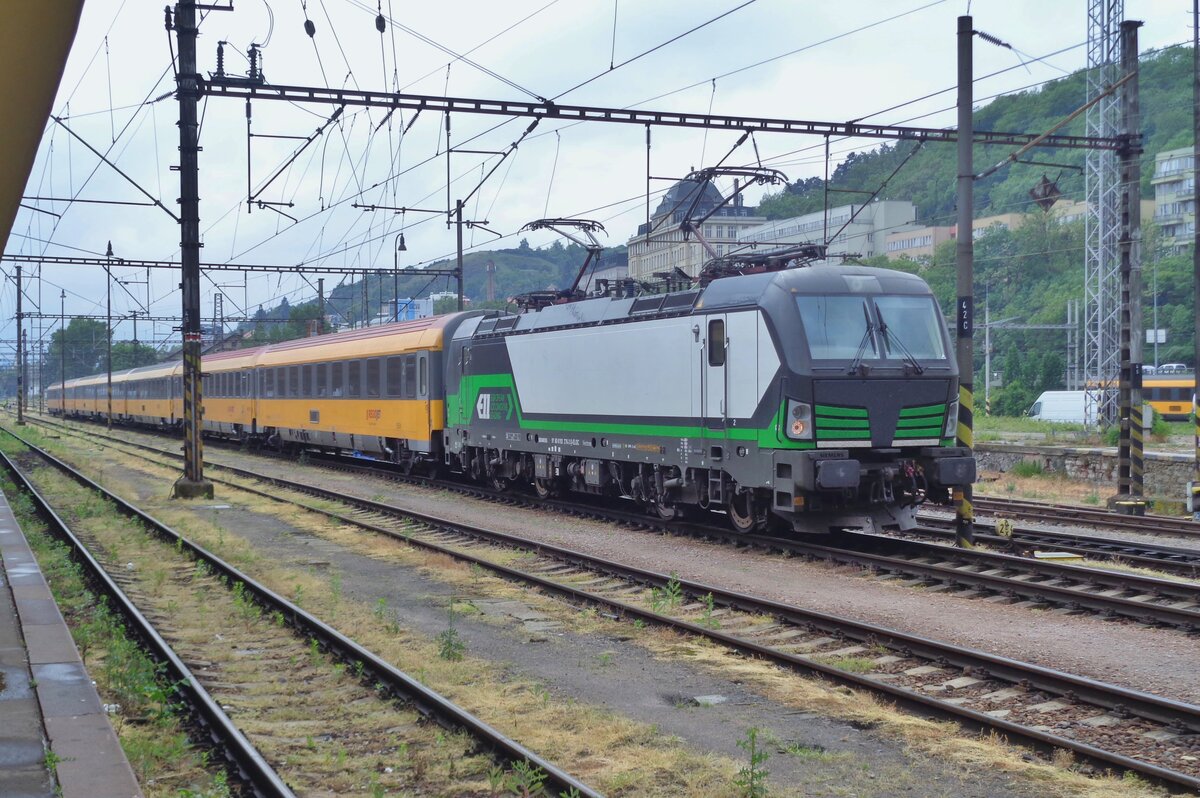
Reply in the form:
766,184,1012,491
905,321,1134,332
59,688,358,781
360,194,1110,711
1152,147,1195,253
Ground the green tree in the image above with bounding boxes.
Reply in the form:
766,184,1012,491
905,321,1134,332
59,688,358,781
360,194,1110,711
45,318,110,382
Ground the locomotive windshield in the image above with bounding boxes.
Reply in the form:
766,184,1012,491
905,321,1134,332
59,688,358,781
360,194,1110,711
796,294,947,362
874,295,946,360
796,296,879,360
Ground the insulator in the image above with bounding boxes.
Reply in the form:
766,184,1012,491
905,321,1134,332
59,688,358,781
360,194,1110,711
216,41,225,76
304,18,316,37
248,45,259,80
375,13,386,33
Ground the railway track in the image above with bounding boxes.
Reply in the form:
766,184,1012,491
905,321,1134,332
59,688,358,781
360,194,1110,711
973,494,1200,540
14,419,1200,790
916,512,1200,577
0,427,601,798
30,415,1200,632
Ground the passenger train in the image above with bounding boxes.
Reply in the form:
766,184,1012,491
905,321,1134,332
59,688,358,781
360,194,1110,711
48,264,975,534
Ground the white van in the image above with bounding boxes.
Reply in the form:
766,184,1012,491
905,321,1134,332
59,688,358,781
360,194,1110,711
1027,391,1095,425
1027,390,1152,427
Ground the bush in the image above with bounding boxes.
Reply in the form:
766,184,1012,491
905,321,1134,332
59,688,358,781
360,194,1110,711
1009,460,1044,478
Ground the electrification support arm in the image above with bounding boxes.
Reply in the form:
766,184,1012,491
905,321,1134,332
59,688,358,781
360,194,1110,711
197,77,1123,151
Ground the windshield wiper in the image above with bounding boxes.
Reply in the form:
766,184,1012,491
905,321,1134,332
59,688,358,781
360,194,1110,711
876,307,925,374
846,303,877,375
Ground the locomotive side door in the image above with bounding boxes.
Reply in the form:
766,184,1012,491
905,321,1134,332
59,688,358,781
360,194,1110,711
702,315,728,438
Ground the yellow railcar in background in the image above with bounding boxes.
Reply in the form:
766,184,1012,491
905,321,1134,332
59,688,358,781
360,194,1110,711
1143,373,1195,421
202,348,263,439
254,316,455,464
48,313,484,470
123,361,182,426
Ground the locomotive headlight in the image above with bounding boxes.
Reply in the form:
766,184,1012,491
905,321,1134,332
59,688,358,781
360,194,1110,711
786,400,813,440
944,398,959,438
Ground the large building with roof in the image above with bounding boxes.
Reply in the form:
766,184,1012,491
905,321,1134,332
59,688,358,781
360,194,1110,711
738,200,919,265
626,178,764,282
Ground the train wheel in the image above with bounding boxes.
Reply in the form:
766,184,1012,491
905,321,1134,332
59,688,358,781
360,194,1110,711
534,478,556,499
727,490,757,534
490,474,510,492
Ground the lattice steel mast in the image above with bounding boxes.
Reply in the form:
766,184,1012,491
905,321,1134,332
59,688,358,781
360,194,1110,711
1084,0,1124,426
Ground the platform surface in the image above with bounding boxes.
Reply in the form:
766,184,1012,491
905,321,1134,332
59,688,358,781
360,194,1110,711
0,492,143,798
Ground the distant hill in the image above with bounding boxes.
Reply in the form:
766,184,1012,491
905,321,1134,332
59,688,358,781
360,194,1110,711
758,45,1192,223
239,240,628,339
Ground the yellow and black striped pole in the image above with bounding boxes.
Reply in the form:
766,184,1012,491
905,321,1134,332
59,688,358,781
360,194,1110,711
1191,0,1200,521
954,15,975,548
171,1,214,500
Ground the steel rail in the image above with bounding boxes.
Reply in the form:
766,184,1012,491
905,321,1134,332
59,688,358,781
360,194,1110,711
22,418,1200,790
30,415,1200,628
0,427,603,798
759,530,1200,629
916,514,1200,576
0,449,296,798
973,495,1200,539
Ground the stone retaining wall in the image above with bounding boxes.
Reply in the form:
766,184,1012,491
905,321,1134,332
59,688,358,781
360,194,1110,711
975,443,1193,499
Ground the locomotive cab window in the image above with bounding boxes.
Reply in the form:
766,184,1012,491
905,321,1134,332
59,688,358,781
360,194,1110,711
874,296,946,361
707,319,726,367
797,296,878,361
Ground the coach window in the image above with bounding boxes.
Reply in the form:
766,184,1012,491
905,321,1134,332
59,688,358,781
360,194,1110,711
418,354,428,397
403,355,417,399
314,363,327,397
366,358,382,398
331,362,345,397
707,319,726,366
348,360,362,397
286,366,298,398
300,365,313,398
386,356,404,397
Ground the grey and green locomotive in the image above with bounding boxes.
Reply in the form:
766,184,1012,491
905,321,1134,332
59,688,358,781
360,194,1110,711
443,264,975,533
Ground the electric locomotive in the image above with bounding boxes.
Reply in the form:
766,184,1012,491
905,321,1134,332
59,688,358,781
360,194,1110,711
444,263,975,533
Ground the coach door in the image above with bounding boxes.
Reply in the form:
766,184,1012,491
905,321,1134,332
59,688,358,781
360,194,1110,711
703,316,728,439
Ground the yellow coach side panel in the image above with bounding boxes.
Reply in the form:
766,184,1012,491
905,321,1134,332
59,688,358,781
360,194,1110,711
201,348,263,428
256,397,443,443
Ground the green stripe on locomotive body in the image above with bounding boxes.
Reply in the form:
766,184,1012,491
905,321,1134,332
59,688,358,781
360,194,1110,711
894,428,943,439
447,373,816,450
816,417,870,430
814,404,868,419
896,415,944,429
817,429,871,440
899,402,946,418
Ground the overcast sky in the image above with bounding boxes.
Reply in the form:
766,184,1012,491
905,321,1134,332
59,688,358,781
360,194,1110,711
2,0,1191,351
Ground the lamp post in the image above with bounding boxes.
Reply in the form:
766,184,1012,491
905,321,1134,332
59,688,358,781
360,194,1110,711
105,241,113,429
392,230,409,321
59,289,65,416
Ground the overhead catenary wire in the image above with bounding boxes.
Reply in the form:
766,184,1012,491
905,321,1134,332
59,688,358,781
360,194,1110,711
551,0,759,100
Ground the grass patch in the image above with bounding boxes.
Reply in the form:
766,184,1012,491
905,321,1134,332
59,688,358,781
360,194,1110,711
0,467,232,797
1009,460,1045,478
19,425,750,797
825,656,876,674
